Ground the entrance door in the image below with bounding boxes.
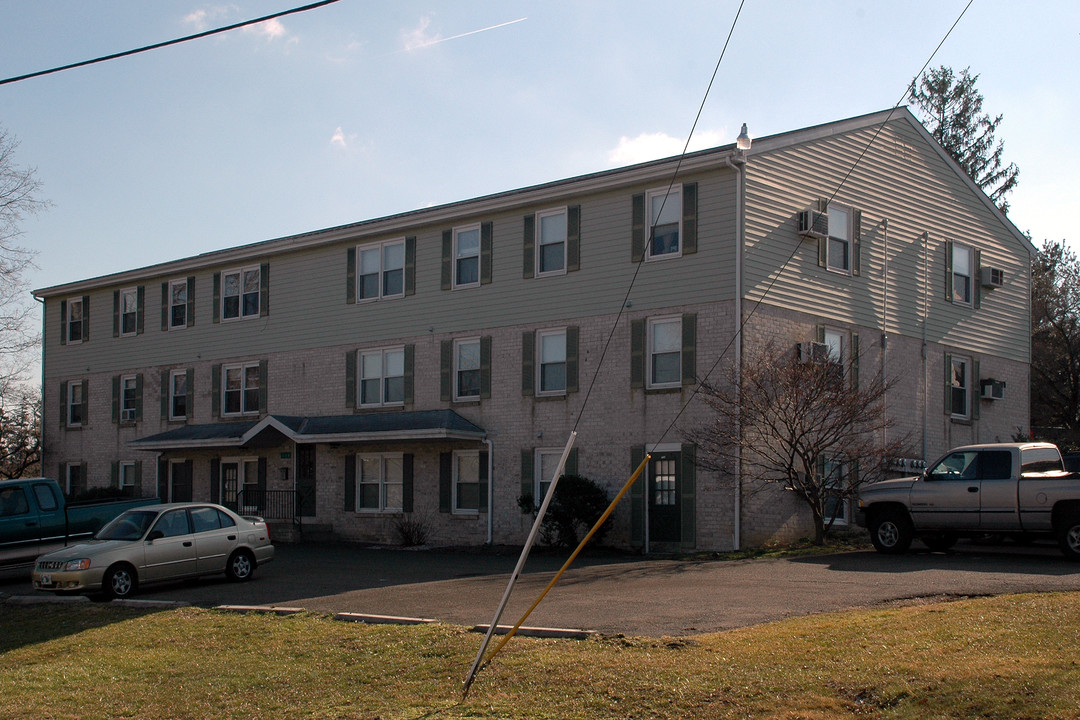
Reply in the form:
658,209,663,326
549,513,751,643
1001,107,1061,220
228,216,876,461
648,453,681,544
170,460,193,503
221,463,239,511
296,444,317,517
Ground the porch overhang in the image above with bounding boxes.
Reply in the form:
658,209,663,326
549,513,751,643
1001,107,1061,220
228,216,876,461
129,410,486,451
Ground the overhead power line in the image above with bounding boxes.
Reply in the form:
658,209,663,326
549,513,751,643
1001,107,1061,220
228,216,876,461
0,0,342,87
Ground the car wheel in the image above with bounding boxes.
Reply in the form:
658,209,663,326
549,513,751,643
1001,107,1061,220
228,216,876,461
921,533,957,552
1057,515,1080,561
104,564,137,599
869,510,913,554
226,550,255,581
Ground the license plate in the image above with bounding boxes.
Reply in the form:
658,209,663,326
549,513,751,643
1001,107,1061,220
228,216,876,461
40,574,52,586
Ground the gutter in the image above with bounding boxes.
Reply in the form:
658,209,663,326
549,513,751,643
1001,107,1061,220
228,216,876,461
484,437,494,545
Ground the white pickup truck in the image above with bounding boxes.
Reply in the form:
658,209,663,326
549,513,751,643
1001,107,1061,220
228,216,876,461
855,442,1080,559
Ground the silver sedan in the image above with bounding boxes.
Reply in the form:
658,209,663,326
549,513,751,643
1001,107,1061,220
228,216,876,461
32,502,274,598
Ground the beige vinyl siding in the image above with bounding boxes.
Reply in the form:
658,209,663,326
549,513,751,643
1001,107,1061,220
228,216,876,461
743,117,1030,363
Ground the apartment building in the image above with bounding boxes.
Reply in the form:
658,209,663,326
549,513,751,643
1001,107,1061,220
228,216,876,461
33,108,1034,551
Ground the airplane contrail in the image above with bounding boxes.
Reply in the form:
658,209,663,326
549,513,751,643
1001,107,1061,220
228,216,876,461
409,17,527,50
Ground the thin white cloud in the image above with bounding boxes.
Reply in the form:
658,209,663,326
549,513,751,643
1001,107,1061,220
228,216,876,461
330,127,348,149
401,15,526,52
607,130,727,166
245,18,289,42
183,5,238,32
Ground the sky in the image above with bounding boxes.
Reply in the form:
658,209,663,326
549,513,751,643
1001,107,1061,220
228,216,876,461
2,0,1077,303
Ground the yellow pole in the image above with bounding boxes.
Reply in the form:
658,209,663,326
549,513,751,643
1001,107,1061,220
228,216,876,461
462,453,650,696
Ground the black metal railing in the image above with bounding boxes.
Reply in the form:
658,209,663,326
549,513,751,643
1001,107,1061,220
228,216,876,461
232,489,302,528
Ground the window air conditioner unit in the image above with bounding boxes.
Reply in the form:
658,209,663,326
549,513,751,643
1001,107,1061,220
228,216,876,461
796,209,829,239
121,408,137,422
980,379,1006,400
797,341,829,363
981,267,1005,288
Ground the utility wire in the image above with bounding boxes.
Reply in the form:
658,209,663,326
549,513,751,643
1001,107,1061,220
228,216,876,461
0,0,342,87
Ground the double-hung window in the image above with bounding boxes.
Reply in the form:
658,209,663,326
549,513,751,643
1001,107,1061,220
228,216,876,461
67,381,86,427
454,450,481,514
648,317,682,388
169,279,189,329
952,243,973,305
65,463,86,496
950,355,971,419
647,186,682,259
120,375,138,423
359,347,405,407
66,297,85,343
537,329,567,395
357,239,405,301
223,363,260,416
536,209,567,276
535,448,563,505
454,225,481,288
119,288,138,336
170,370,189,420
119,461,137,494
822,458,849,525
222,266,261,320
827,206,851,273
455,338,481,400
355,454,403,512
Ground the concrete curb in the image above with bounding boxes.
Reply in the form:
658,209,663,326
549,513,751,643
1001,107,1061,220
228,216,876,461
472,624,597,640
334,612,437,625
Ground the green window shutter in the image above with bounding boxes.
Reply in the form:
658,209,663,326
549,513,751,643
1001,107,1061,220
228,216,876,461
405,236,417,296
850,332,860,391
567,205,581,272
682,182,698,255
160,369,170,421
112,290,120,337
631,194,645,262
346,246,356,304
521,331,535,396
82,296,90,341
973,248,982,309
59,381,68,428
157,458,168,502
160,283,169,331
345,351,356,409
630,319,645,389
680,444,697,550
212,364,221,417
136,286,145,334
630,446,646,547
944,353,953,415
344,455,355,512
258,360,268,413
81,381,88,425
257,457,267,494
135,373,143,419
440,340,452,402
566,325,579,394
210,459,220,504
441,230,453,290
817,198,828,268
944,240,954,302
259,263,270,317
403,344,415,404
681,313,697,386
111,376,120,424
816,324,826,343
478,451,489,513
565,447,579,477
111,462,119,488
212,272,221,323
186,368,195,418
480,336,492,399
520,448,534,506
402,454,414,513
186,277,195,327
439,452,452,513
134,461,143,496
60,300,67,345
523,214,535,279
852,209,862,276
480,221,493,285
972,360,981,420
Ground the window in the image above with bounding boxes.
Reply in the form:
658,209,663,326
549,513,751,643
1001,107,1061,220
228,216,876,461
169,279,188,329
119,288,138,336
170,370,189,420
223,363,261,416
950,355,971,419
647,186,682,259
119,462,137,492
65,463,85,496
822,458,849,525
66,297,85,343
952,243,973,305
357,239,405,301
67,381,86,427
453,225,481,288
120,375,138,423
537,329,567,395
454,450,482,514
535,448,564,504
823,329,845,363
455,338,481,400
354,454,403,512
222,266,261,320
536,209,567,276
827,206,850,273
359,347,405,407
648,317,682,388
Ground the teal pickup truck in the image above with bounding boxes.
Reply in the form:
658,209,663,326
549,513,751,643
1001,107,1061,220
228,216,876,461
0,478,160,570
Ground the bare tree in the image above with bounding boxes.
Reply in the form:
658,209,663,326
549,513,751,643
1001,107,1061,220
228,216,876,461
1,126,48,392
688,342,908,543
1031,239,1080,448
0,386,41,479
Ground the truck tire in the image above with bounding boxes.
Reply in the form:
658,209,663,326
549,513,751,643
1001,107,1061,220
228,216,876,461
869,510,913,554
103,563,137,599
1057,515,1080,561
921,533,957,552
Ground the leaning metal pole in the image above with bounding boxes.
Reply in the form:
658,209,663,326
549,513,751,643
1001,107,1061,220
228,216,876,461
461,430,578,693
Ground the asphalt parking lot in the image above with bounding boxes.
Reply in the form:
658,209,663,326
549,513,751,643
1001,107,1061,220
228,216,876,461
3,540,1079,636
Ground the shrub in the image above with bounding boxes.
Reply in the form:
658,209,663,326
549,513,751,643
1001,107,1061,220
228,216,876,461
518,474,612,549
394,514,429,547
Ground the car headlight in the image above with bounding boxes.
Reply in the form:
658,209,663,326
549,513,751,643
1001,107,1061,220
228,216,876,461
64,559,91,571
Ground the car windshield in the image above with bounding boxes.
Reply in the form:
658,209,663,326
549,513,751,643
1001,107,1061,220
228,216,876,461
96,509,159,540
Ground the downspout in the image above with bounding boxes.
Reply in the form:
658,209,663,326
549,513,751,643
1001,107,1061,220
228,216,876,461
881,220,889,453
34,295,46,475
922,231,929,461
484,437,494,545
725,151,745,551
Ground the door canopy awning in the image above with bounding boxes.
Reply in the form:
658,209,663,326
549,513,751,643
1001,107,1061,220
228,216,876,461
129,410,485,451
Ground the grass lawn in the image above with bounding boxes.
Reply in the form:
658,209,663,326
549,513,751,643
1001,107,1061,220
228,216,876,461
1,592,1078,719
